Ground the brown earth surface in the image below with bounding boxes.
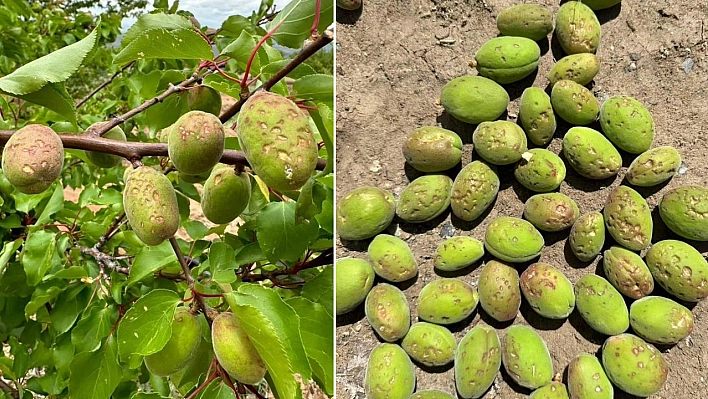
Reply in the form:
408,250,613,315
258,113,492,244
335,0,708,398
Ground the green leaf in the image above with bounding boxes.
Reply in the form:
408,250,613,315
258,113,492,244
291,74,334,104
69,337,121,399
184,220,209,240
114,28,213,65
220,30,258,69
261,60,316,80
121,13,194,49
233,243,266,266
309,102,333,176
18,82,77,125
287,297,334,395
268,0,334,49
128,242,178,285
295,177,318,223
34,184,64,226
256,202,319,263
301,266,333,316
50,285,90,335
0,239,23,276
72,305,118,354
225,284,312,399
208,242,237,275
117,289,181,361
0,19,100,95
21,229,58,286
197,380,236,399
219,15,258,37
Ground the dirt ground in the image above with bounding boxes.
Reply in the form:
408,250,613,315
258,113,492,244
335,0,708,398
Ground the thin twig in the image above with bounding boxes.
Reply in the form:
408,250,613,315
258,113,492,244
96,213,126,250
76,61,135,108
0,379,19,399
220,29,334,123
170,237,212,325
242,248,333,282
80,246,131,275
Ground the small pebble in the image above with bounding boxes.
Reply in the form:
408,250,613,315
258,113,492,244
677,162,688,175
683,58,694,74
630,53,641,61
439,223,455,238
369,160,382,173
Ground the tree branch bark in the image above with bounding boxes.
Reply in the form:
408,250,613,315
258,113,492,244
219,29,334,123
0,378,20,399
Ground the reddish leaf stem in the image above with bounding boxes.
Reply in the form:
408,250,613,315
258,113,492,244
240,20,284,90
310,0,322,37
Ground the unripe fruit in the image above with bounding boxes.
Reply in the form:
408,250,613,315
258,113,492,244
434,236,485,271
123,166,180,246
201,165,251,224
574,274,629,336
555,2,601,54
402,126,462,172
551,80,599,125
365,283,411,342
451,161,499,222
417,279,478,325
368,234,418,282
523,193,579,232
337,0,361,10
472,121,528,165
336,186,396,240
484,217,544,263
168,110,225,175
627,147,681,187
568,212,605,262
530,382,570,399
496,5,553,41
548,54,601,86
336,258,375,315
582,0,622,10
567,354,613,399
144,308,202,376
659,185,708,241
520,263,575,319
601,334,668,397
519,88,556,146
179,170,211,183
410,391,455,399
365,343,415,399
474,37,541,84
599,96,654,154
604,186,652,251
440,76,509,125
645,240,708,302
187,85,222,116
630,296,694,345
396,175,453,223
477,260,521,322
212,312,266,384
455,325,501,399
514,150,565,192
2,124,64,194
502,325,553,390
603,246,654,299
237,91,318,191
401,322,456,366
563,127,621,180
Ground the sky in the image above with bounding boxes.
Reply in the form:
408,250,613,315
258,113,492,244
119,0,291,31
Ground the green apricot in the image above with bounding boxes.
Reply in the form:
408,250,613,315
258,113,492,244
123,166,180,246
2,124,64,194
523,193,579,232
168,110,224,175
601,334,668,397
645,240,708,302
336,186,396,240
519,87,557,146
574,274,629,336
568,212,605,262
474,36,541,84
502,325,553,390
455,324,501,399
551,80,599,125
599,96,654,154
630,296,694,345
237,91,318,191
212,312,266,384
336,258,375,315
555,2,601,54
187,85,222,116
179,170,211,183
401,322,456,366
365,283,411,342
201,165,251,224
604,186,652,251
603,246,654,299
563,127,621,179
567,354,613,399
85,124,127,168
451,161,500,221
410,390,455,399
582,0,622,10
627,147,681,187
170,336,214,393
530,382,570,399
520,263,575,319
659,185,708,241
484,216,544,263
496,5,553,41
368,234,418,282
440,76,509,125
434,236,485,271
477,260,521,322
145,308,202,376
365,343,415,399
402,126,463,172
51,121,79,133
549,54,601,86
337,0,361,10
514,149,565,192
472,121,528,165
417,278,478,325
396,175,453,223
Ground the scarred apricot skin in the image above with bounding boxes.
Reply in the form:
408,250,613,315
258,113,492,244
123,166,180,246
2,124,64,194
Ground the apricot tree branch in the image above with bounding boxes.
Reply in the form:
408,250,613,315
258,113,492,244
0,379,19,399
219,29,334,123
0,130,327,170
170,237,213,325
76,61,135,109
